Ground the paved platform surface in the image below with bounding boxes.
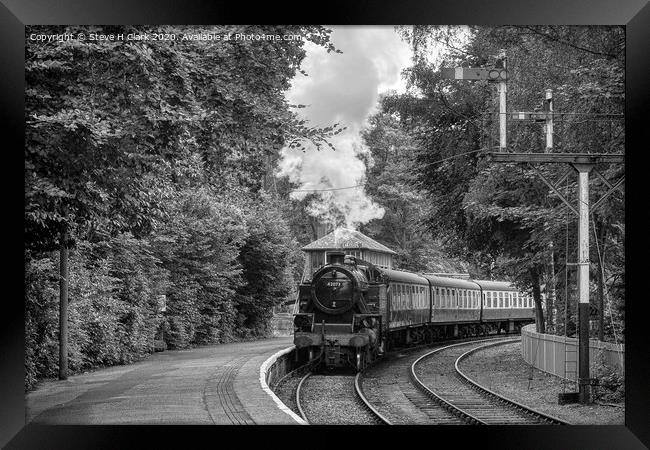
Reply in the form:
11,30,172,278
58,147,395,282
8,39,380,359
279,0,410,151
26,337,299,425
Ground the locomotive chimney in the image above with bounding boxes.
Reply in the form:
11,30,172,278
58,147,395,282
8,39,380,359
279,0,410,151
327,251,345,265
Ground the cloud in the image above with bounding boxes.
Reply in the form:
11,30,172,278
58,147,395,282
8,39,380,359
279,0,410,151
277,26,412,229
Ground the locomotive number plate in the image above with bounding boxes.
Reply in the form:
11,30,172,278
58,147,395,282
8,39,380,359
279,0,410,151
326,281,343,287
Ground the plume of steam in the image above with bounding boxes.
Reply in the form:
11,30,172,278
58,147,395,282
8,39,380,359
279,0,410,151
277,26,411,229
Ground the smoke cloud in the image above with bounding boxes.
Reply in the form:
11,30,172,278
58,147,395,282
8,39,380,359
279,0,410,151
277,26,412,229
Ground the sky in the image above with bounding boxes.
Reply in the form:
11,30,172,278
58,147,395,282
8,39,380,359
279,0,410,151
276,26,413,229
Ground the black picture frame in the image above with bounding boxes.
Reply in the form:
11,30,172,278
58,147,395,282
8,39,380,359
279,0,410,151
3,0,648,448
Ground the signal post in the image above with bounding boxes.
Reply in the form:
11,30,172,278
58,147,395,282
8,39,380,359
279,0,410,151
442,57,625,404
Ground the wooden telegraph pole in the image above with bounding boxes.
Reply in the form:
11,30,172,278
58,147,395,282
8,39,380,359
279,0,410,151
59,228,69,380
442,55,625,404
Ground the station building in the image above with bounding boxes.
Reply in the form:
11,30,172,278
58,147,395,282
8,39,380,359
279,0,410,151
301,227,397,281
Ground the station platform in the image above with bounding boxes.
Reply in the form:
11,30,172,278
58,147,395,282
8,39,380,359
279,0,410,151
24,337,300,425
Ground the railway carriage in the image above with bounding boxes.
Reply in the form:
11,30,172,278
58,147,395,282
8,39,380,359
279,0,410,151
293,252,535,370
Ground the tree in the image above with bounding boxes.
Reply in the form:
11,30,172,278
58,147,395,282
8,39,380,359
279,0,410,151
25,24,343,385
383,25,624,337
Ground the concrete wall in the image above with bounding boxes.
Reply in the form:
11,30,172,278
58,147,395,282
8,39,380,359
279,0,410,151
264,346,295,388
521,324,624,381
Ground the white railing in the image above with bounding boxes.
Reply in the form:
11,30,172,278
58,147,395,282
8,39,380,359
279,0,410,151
520,324,624,381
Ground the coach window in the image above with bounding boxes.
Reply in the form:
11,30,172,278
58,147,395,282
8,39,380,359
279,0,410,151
403,285,407,309
497,292,502,308
393,285,397,308
404,285,413,309
395,284,402,309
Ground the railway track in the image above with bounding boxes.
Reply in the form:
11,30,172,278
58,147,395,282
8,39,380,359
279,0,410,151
358,337,499,424
295,372,389,424
410,338,568,425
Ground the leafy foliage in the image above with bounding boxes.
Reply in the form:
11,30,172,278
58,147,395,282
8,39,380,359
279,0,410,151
383,26,624,337
24,25,340,389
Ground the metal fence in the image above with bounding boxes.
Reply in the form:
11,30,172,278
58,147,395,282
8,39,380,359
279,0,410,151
521,324,624,381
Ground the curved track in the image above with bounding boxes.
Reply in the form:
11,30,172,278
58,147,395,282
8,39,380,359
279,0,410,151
410,338,568,425
358,338,494,424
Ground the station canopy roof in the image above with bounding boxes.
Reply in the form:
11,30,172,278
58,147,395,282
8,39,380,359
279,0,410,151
302,228,397,255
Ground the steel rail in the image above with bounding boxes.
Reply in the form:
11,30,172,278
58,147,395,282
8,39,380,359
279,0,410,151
409,338,507,425
295,372,312,423
455,340,569,425
354,372,392,425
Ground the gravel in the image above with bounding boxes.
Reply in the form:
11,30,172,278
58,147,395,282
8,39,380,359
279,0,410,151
272,374,302,417
299,374,378,425
458,341,624,425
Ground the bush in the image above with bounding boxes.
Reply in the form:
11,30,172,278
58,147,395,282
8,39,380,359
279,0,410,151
591,351,624,403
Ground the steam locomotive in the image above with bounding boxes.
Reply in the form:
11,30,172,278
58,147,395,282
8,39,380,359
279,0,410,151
293,251,535,370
